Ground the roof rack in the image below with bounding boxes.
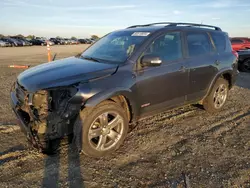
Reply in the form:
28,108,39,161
127,22,222,31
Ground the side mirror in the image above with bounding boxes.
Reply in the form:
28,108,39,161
141,54,162,67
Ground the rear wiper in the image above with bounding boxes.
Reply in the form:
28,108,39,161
82,56,100,62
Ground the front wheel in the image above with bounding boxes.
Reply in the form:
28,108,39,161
75,101,129,157
203,78,229,113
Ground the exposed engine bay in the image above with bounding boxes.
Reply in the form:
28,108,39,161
14,82,81,150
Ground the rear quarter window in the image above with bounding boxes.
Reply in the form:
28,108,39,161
210,32,227,53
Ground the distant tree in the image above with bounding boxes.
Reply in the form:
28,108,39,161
26,35,35,39
71,36,77,40
0,34,4,38
56,36,61,39
15,34,24,38
91,35,99,40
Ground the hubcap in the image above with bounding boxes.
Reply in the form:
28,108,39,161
88,112,124,151
213,84,227,109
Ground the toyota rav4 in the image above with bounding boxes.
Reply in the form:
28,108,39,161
10,22,238,157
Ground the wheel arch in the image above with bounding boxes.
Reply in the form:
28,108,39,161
83,88,138,122
204,68,233,99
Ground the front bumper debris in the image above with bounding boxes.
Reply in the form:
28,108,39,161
10,82,81,151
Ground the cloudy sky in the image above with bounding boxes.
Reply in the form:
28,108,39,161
1,0,250,38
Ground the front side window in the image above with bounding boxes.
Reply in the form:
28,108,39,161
144,32,183,62
187,32,211,57
81,31,150,63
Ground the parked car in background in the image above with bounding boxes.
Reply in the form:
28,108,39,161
63,38,70,45
231,37,250,51
11,22,238,157
70,39,79,44
4,38,23,46
9,37,24,46
13,37,32,46
0,39,11,47
21,39,32,46
50,38,63,45
1,38,16,46
60,39,67,45
11,37,26,46
30,39,47,46
85,38,92,44
89,39,96,43
238,49,250,72
24,38,33,46
46,40,55,46
78,39,88,44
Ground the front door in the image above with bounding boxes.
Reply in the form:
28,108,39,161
135,31,189,116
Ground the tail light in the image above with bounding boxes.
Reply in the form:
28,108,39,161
232,50,238,58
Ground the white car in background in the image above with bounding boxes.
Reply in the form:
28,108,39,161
0,39,11,47
46,40,55,46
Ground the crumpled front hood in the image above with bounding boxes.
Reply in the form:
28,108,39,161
18,56,118,92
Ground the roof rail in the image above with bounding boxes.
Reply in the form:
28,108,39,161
127,22,222,31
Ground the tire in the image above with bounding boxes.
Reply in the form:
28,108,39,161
203,78,229,113
74,101,128,157
239,58,250,72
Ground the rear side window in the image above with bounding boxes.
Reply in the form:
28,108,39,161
210,32,226,52
186,32,211,57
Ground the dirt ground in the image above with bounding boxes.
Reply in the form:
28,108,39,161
0,45,250,188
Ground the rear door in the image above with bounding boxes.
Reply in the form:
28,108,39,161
185,31,218,101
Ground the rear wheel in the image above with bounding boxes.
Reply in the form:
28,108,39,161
75,101,128,157
203,78,229,113
239,58,250,72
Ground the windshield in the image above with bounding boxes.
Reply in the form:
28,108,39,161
81,31,150,63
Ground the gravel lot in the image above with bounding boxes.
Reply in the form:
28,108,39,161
0,45,250,187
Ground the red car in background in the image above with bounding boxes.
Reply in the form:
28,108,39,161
230,37,250,51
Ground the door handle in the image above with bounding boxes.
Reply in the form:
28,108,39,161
215,60,220,65
179,66,186,72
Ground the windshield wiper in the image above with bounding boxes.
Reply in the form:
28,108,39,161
82,56,100,62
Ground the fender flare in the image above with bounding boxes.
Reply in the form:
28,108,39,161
84,87,139,119
204,68,233,99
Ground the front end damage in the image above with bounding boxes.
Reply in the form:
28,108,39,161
10,82,82,151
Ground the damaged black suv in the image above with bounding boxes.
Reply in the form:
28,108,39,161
11,22,238,157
